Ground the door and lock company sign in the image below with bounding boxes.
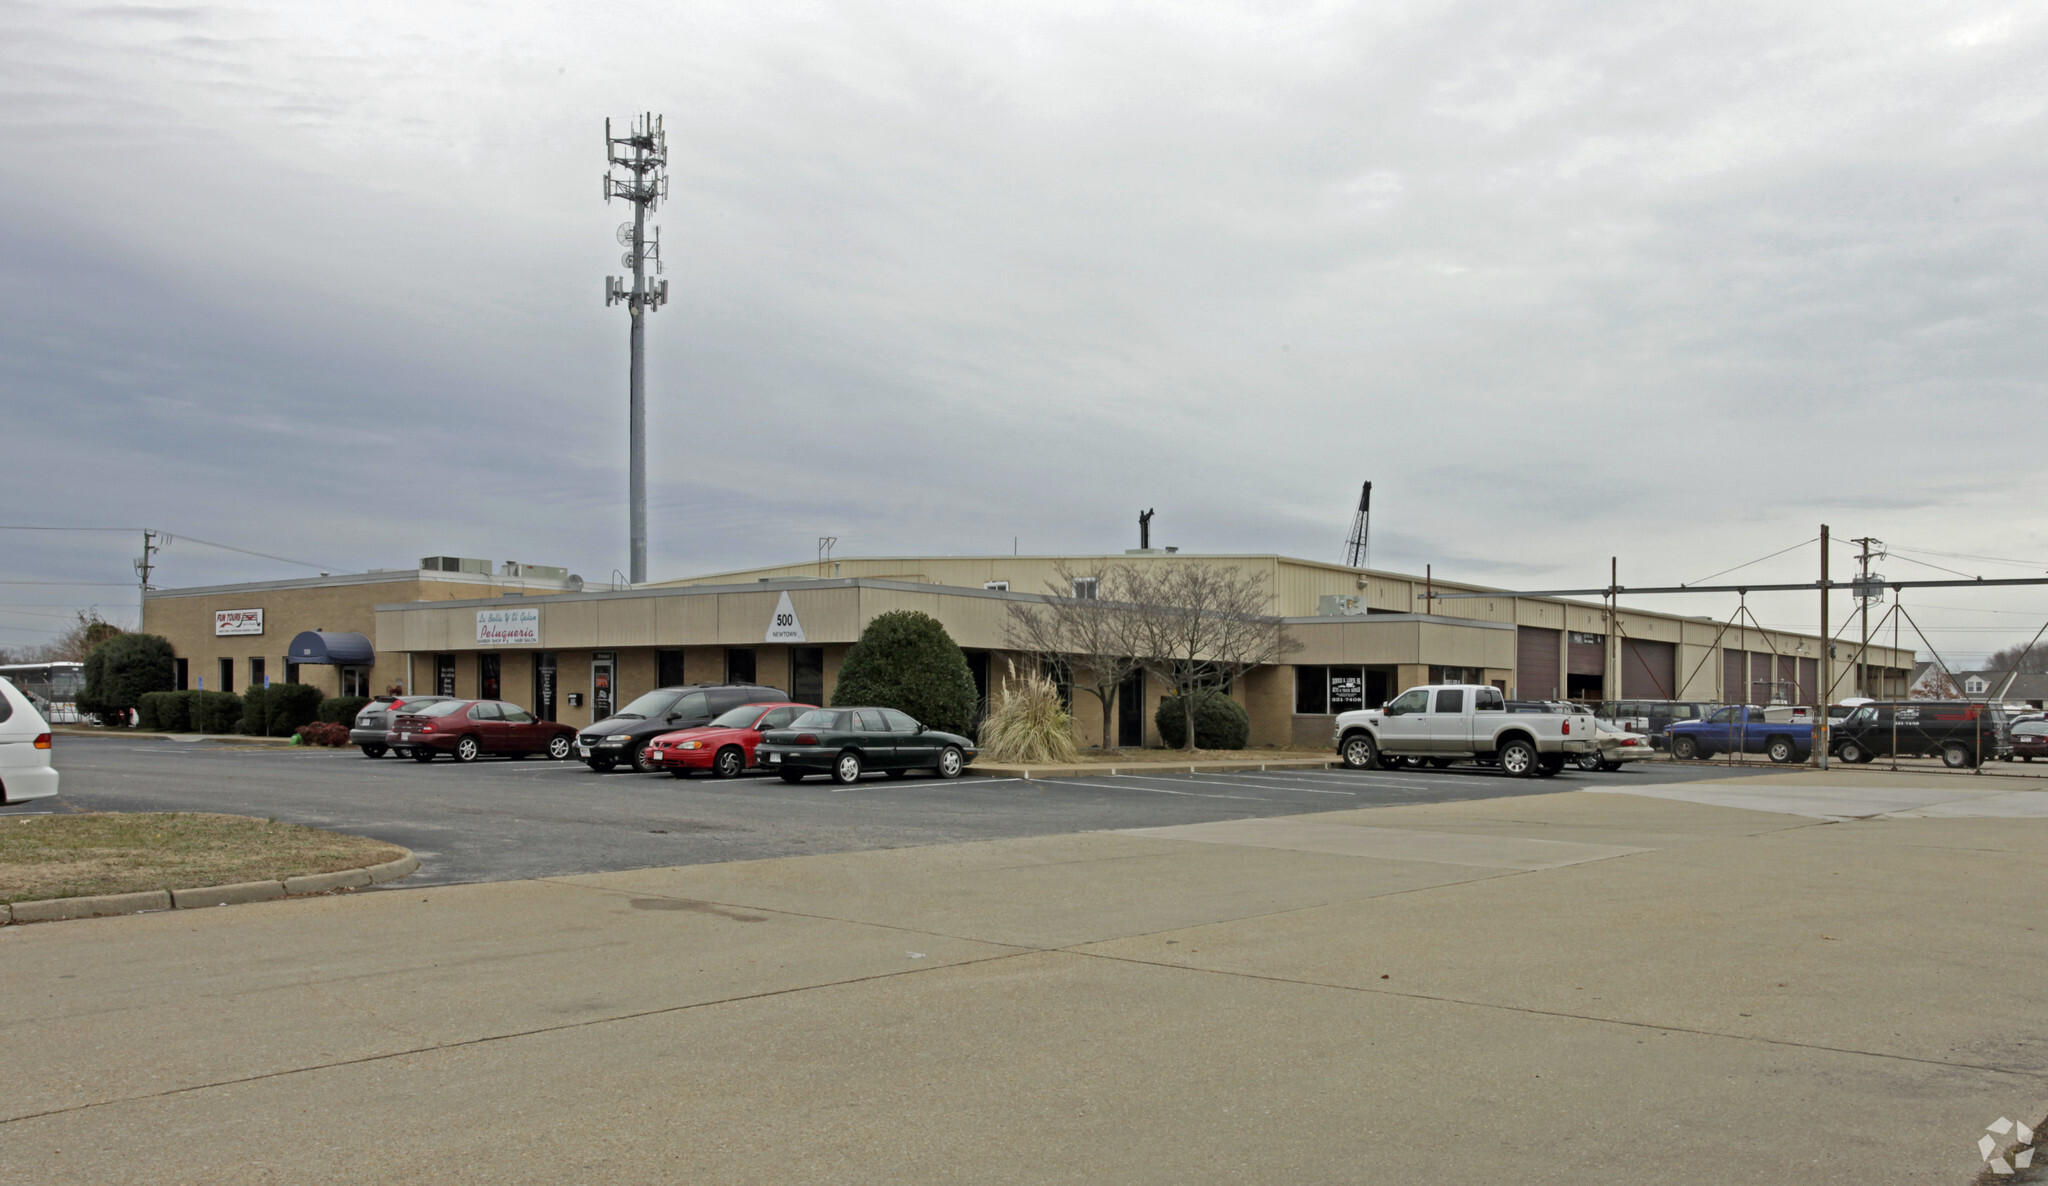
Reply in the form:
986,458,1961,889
477,607,541,646
214,609,263,636
765,591,806,643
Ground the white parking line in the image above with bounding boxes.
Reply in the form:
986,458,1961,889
1029,777,1267,802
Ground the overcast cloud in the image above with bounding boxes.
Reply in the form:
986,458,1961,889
2,0,2045,662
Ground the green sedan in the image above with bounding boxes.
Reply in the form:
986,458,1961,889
755,707,977,784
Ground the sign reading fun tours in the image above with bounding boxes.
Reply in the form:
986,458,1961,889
477,607,541,646
215,609,263,636
765,592,806,643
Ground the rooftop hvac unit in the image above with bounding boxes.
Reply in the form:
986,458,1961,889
421,556,493,575
500,562,570,580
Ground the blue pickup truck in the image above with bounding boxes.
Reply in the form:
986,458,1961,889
1665,706,1812,764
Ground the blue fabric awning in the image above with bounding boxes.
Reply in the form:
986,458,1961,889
287,631,375,666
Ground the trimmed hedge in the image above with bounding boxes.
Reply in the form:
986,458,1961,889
318,696,372,725
191,690,245,734
240,685,270,735
137,690,194,732
1154,691,1251,750
829,610,978,737
265,684,325,737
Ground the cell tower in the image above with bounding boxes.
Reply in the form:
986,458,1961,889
603,113,670,585
1344,481,1372,568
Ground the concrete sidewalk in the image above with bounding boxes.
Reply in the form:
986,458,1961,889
3,770,2044,1182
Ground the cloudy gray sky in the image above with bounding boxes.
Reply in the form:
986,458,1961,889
3,0,2045,663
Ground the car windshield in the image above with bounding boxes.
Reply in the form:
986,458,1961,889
613,690,679,720
709,705,766,728
790,709,845,730
409,700,470,718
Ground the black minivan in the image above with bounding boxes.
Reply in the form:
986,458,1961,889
1831,701,2009,768
576,683,792,772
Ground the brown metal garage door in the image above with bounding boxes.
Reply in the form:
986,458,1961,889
1517,626,1560,700
1567,633,1606,676
1620,638,1676,699
1751,652,1775,703
1799,656,1818,705
1722,650,1743,702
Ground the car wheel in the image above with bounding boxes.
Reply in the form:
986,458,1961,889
1835,740,1864,764
713,747,745,779
1498,738,1539,778
1942,742,1974,769
1536,755,1566,777
1575,752,1604,772
1340,734,1377,771
630,747,660,774
1670,736,1699,761
411,747,435,762
832,751,863,785
359,743,388,758
546,735,573,760
778,771,806,784
936,746,965,779
453,736,481,763
587,758,618,773
1767,737,1796,764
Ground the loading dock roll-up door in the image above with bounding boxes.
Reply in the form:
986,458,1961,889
1517,626,1560,700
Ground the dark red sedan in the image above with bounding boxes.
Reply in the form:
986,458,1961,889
642,702,812,778
2011,721,2048,762
390,699,576,763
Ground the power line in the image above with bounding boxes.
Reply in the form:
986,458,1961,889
0,524,346,573
1890,544,2048,569
1679,540,1810,585
0,580,135,586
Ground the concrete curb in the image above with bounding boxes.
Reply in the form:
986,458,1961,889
2,849,418,927
972,758,1339,780
50,727,295,746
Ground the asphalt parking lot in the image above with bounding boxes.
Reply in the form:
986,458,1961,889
16,737,1767,887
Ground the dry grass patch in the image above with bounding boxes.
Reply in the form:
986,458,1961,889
0,812,404,905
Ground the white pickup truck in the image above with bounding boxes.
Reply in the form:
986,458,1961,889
1334,684,1597,778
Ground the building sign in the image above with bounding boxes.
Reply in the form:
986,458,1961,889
766,591,806,643
214,609,264,636
477,607,541,646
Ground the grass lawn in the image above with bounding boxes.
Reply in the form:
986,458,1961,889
0,812,404,905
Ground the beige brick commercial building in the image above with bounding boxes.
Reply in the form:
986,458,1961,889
143,551,1912,747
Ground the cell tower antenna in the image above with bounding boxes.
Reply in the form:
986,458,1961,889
603,112,670,585
1344,481,1372,568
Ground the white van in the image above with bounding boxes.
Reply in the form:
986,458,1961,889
0,677,59,803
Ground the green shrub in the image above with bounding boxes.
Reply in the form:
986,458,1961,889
191,690,244,734
76,634,176,724
318,696,372,725
978,662,1080,764
240,686,270,735
1154,691,1251,750
137,690,195,732
829,610,978,736
265,684,325,737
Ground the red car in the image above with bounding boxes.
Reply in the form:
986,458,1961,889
642,702,813,778
390,699,577,763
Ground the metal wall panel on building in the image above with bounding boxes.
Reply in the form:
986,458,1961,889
1567,633,1606,676
1517,626,1561,700
1620,638,1676,699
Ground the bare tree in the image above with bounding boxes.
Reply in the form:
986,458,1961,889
49,610,122,661
1982,642,2048,676
1003,563,1144,751
1122,562,1299,751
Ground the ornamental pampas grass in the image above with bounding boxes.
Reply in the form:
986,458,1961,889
978,660,1082,764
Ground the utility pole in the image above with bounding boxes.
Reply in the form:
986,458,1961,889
1606,556,1618,704
133,530,165,632
1851,536,1882,697
604,113,670,586
1816,525,1829,769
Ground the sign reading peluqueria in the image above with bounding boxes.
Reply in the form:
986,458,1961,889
214,609,263,636
477,607,541,646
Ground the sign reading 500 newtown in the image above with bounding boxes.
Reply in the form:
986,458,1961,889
477,607,541,646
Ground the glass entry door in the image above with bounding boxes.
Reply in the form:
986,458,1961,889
533,652,557,722
591,652,616,719
1117,669,1146,748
